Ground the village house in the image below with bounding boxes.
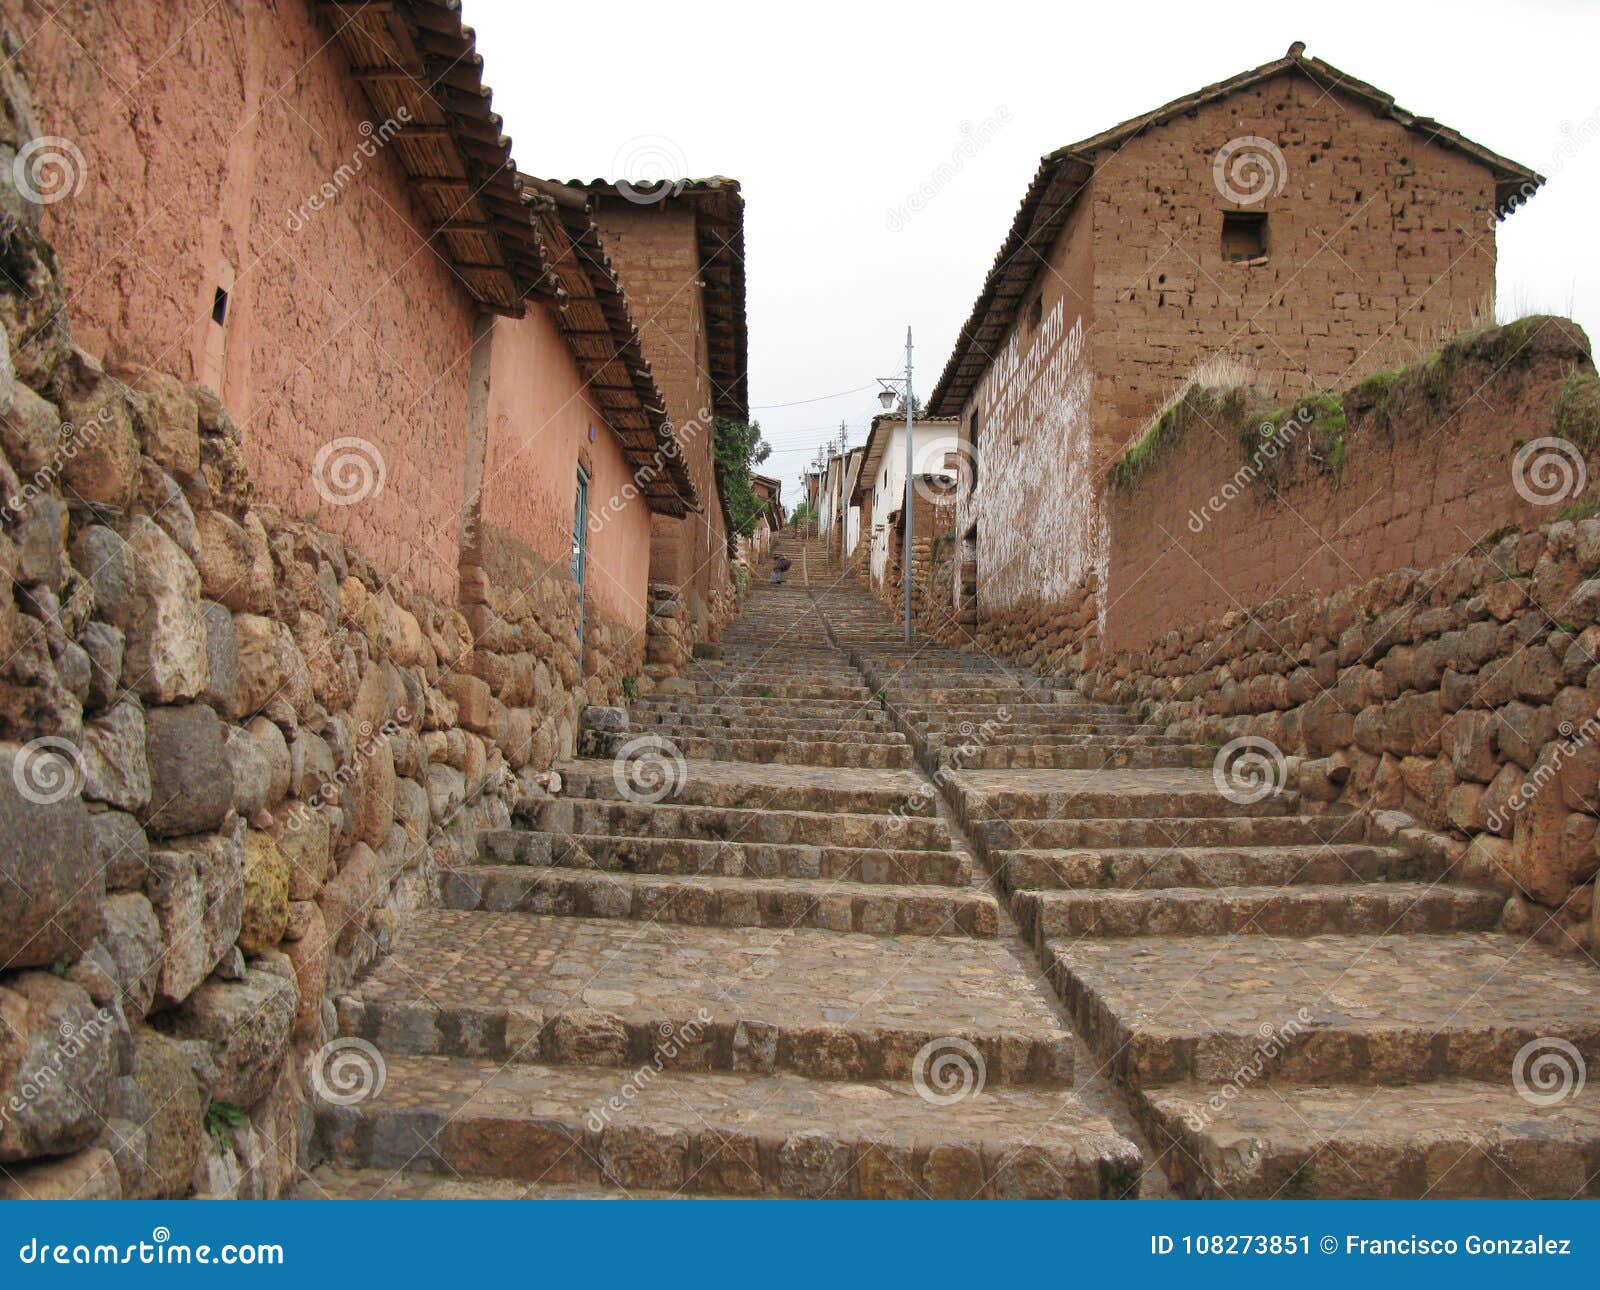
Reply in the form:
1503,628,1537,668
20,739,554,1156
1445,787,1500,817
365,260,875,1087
815,441,864,567
849,412,958,595
745,472,785,564
13,1,706,698
0,0,743,1199
839,446,866,561
926,42,1543,641
567,178,749,671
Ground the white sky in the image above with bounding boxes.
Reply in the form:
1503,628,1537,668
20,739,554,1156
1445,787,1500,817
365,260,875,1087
468,0,1600,505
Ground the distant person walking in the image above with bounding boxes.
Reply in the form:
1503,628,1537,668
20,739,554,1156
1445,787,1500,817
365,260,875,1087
770,549,792,584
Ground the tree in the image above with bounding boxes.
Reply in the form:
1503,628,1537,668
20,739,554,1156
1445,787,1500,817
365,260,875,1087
713,416,772,537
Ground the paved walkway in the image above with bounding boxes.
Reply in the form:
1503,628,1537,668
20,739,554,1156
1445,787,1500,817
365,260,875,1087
303,539,1600,1200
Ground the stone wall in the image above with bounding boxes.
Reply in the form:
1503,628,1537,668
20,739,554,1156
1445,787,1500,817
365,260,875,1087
5,0,480,600
1082,516,1600,948
0,176,616,1205
1104,317,1597,650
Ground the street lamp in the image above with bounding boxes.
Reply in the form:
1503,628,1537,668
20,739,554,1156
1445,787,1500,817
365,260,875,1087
876,326,915,646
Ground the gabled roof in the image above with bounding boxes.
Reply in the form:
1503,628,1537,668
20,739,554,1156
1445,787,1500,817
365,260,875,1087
851,414,959,507
927,42,1545,417
522,177,699,516
574,179,750,422
320,1,560,314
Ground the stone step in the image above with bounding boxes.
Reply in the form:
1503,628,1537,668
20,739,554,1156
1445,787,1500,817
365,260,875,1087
636,713,895,736
556,760,939,816
930,724,1170,740
902,706,1130,724
978,814,1367,853
650,736,913,769
342,909,1074,1084
443,866,1000,937
689,682,871,701
993,842,1405,891
1139,1079,1600,1199
526,796,953,851
479,829,969,886
1014,882,1503,941
297,1166,694,1200
951,768,1300,824
1044,931,1600,1088
315,1054,1141,1199
952,744,1212,771
632,697,884,718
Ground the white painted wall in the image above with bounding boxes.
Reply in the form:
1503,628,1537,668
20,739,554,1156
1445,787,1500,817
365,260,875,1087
865,420,959,590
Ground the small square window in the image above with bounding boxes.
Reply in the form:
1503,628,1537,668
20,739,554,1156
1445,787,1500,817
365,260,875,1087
1221,211,1267,262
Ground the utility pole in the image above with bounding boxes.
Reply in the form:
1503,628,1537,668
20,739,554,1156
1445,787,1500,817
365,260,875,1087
836,420,847,565
902,327,914,647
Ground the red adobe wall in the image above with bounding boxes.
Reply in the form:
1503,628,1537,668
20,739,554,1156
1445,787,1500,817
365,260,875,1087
589,202,731,622
479,308,652,635
1089,70,1498,452
1101,319,1597,653
9,0,475,599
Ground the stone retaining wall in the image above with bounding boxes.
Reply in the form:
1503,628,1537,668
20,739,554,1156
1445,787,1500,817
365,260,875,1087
1082,518,1600,944
0,185,627,1203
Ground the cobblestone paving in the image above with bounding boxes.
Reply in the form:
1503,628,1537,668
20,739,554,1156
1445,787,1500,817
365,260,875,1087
806,563,1600,1199
314,542,1142,1198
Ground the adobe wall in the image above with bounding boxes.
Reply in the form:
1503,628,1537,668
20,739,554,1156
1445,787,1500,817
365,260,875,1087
0,26,655,1201
589,202,732,632
1086,516,1600,943
1103,318,1597,652
6,0,478,601
478,308,652,639
1089,70,1498,450
956,177,1097,613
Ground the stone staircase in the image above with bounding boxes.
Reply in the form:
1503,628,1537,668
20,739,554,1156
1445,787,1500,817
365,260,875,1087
806,552,1600,1200
303,538,1145,1199
306,535,1600,1199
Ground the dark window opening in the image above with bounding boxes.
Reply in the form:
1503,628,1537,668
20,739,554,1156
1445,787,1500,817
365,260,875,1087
211,286,229,326
1221,211,1267,262
969,408,982,492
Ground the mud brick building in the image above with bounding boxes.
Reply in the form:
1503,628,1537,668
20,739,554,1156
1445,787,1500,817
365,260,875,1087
927,42,1543,628
850,412,958,595
573,178,750,655
9,0,706,680
0,0,727,1198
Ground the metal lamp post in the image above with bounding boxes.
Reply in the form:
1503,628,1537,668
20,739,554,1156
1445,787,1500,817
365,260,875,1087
877,326,915,647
